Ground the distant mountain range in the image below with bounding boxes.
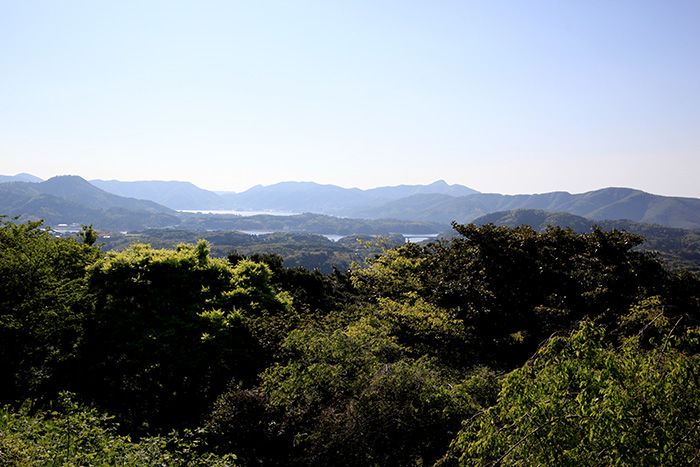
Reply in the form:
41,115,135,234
89,179,225,210
3,173,700,231
351,188,700,229
215,180,480,214
89,177,700,229
87,178,479,212
0,173,43,183
0,175,179,230
0,175,445,234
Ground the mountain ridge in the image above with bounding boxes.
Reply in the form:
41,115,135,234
0,173,43,183
88,178,479,212
351,187,700,229
0,175,178,230
213,179,479,214
0,175,447,234
90,179,225,211
3,173,700,230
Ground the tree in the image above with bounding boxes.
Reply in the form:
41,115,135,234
0,392,238,466
209,321,483,466
310,358,477,466
440,318,700,466
352,223,689,369
0,216,100,404
77,223,99,246
230,251,360,331
82,240,289,432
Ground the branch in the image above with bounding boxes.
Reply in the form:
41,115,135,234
491,415,579,466
666,418,700,455
657,315,684,361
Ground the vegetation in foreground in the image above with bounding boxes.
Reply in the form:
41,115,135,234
0,393,236,466
1,215,699,465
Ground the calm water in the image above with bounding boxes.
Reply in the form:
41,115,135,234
180,211,440,243
233,231,437,243
179,210,298,216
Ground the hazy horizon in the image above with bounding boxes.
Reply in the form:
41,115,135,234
5,171,697,199
2,1,699,197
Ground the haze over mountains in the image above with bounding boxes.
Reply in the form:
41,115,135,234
354,187,700,229
85,177,700,229
88,178,479,213
3,173,700,231
0,175,179,231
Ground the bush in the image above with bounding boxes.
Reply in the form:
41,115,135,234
0,393,237,466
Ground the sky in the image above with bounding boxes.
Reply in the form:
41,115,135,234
2,1,699,197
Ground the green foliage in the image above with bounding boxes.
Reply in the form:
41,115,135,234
3,217,700,465
307,358,476,467
0,216,100,404
100,229,398,273
226,257,296,356
441,320,700,466
353,223,685,369
0,393,237,466
352,241,428,302
83,240,287,432
471,208,700,275
262,329,386,421
208,323,481,466
231,251,360,331
76,223,99,246
177,212,443,238
369,297,472,364
206,383,286,466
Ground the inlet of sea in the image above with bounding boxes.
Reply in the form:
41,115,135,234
178,210,438,243
180,210,299,216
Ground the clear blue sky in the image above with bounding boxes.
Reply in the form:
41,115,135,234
2,1,699,196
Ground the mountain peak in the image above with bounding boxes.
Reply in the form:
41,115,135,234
0,173,44,183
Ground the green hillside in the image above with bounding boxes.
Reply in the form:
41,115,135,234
355,188,700,228
0,176,179,230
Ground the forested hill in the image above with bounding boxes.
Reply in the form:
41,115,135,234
0,175,448,234
217,180,479,214
352,187,700,229
90,178,700,229
90,178,479,212
0,175,179,230
1,175,174,214
92,178,700,229
90,178,225,211
5,173,700,230
0,173,43,183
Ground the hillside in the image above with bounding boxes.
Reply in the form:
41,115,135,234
0,175,447,235
5,173,700,231
90,179,226,210
177,211,446,236
0,176,178,229
0,173,43,183
354,188,700,229
89,178,700,230
36,176,174,213
469,209,598,233
88,178,478,213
